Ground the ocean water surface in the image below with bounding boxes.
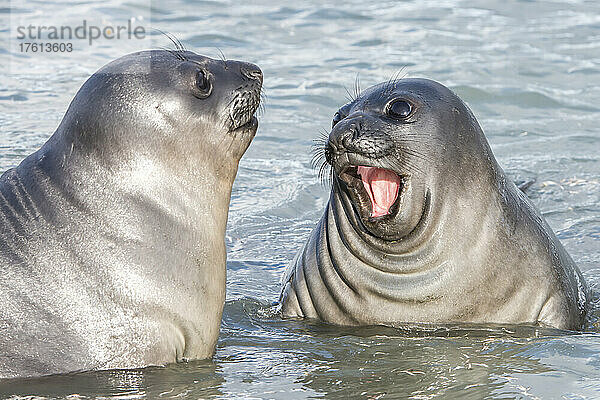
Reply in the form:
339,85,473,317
0,0,599,398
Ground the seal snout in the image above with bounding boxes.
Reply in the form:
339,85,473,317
326,113,394,163
228,63,263,132
240,64,263,84
325,112,405,220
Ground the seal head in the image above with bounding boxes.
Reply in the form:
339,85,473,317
280,78,588,330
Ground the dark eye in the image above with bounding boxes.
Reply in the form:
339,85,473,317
194,70,211,97
386,99,413,120
332,112,342,128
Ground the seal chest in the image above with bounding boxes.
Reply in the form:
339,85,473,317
0,49,262,379
280,78,588,330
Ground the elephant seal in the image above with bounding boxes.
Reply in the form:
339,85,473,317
0,49,262,379
279,78,588,330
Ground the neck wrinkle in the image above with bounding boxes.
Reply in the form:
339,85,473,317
320,193,454,316
331,188,441,274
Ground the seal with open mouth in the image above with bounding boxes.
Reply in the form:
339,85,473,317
0,49,262,378
279,78,588,330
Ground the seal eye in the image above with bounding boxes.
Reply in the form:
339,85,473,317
194,70,212,98
332,112,342,128
386,100,413,120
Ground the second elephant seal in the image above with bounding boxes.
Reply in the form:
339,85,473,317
280,78,588,330
0,49,262,379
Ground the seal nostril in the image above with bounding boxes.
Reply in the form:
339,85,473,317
241,66,263,82
352,126,360,141
341,132,354,149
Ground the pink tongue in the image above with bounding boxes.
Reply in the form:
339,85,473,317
357,166,400,218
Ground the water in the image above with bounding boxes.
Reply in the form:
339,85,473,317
1,0,599,398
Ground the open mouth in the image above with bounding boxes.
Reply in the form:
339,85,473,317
339,165,403,219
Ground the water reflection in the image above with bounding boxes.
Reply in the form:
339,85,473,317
0,361,224,399
218,299,578,399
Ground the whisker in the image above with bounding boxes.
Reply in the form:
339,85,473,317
172,34,186,51
389,155,423,175
317,161,333,187
257,102,265,118
398,147,429,160
310,144,327,167
160,47,186,61
311,153,325,170
260,88,269,108
379,67,409,100
216,47,227,62
354,73,362,101
309,128,333,187
343,85,356,103
153,28,189,61
155,29,178,49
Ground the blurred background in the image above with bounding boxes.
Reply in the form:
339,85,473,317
1,0,599,398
